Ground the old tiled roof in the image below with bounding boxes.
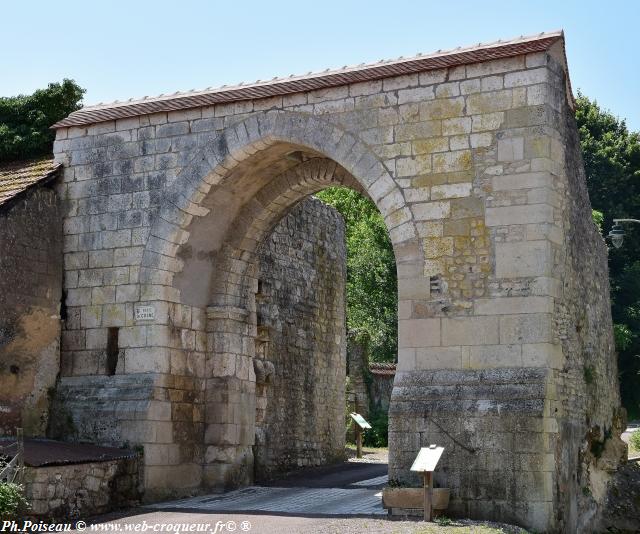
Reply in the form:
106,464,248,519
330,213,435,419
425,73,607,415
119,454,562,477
0,158,60,207
369,362,396,376
52,31,566,129
0,438,137,467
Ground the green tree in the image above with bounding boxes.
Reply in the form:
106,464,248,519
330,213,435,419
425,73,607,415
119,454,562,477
316,187,397,362
0,79,84,162
576,92,640,418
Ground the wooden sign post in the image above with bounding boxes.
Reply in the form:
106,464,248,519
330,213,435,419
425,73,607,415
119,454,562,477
410,444,444,521
349,413,371,458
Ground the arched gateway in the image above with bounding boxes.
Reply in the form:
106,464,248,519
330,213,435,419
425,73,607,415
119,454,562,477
51,32,625,532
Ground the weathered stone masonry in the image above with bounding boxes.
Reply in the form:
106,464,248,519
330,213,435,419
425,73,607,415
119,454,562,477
254,197,346,480
49,32,625,532
0,164,62,437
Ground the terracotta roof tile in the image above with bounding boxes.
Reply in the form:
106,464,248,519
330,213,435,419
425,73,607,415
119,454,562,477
0,158,60,207
369,362,396,376
52,31,565,129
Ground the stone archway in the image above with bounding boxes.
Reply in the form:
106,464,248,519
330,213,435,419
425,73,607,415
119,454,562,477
200,156,395,487
141,109,416,286
138,111,422,489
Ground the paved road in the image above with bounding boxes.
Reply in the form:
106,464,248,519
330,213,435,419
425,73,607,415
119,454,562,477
148,461,389,517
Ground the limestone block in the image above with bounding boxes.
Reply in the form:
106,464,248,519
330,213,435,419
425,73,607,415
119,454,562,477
522,343,564,368
504,68,548,88
492,171,552,191
487,205,553,227
497,137,524,161
465,56,525,77
441,316,499,346
398,277,430,300
85,328,107,350
423,259,443,277
470,133,493,148
442,117,471,135
420,97,465,120
472,112,504,132
469,344,522,368
474,296,554,315
423,237,454,258
92,286,115,305
449,135,470,150
116,284,140,303
102,303,127,327
398,318,441,348
396,155,432,177
435,82,460,98
415,346,462,369
413,137,449,154
412,201,451,220
398,86,435,104
432,150,472,173
81,306,102,328
466,90,513,115
124,347,170,373
495,240,551,278
431,182,472,200
397,348,416,371
395,121,442,142
499,314,553,344
119,326,146,347
419,70,447,85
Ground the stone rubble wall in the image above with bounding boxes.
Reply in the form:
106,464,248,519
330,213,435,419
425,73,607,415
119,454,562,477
548,60,626,532
0,187,62,437
369,370,394,413
22,456,140,519
253,197,346,479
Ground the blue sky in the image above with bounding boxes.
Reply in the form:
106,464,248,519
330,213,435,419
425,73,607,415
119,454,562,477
2,1,638,130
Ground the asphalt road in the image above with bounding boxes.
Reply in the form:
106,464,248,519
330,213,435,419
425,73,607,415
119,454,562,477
260,459,388,488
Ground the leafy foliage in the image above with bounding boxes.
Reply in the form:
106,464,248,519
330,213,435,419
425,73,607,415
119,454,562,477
592,209,604,232
316,188,397,362
630,429,640,454
0,79,84,162
362,408,389,447
576,93,640,418
0,482,28,521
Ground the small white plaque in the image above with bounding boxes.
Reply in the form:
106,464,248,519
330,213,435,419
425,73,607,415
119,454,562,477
410,444,444,472
135,305,155,321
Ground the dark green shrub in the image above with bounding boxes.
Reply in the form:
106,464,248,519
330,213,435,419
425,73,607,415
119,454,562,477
363,409,388,447
0,482,28,521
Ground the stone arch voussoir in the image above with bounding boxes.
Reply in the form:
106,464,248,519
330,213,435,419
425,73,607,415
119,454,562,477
142,109,418,290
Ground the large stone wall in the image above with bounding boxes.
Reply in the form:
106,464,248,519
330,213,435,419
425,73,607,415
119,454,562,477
0,186,62,437
253,197,346,479
50,34,624,531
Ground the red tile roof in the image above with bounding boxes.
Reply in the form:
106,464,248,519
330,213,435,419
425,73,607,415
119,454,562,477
52,31,565,129
0,158,60,207
369,362,396,376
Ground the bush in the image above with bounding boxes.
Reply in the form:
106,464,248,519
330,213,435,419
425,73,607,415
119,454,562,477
363,409,388,448
0,79,84,162
0,482,28,521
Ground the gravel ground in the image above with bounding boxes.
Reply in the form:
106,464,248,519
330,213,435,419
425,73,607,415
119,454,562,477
345,446,389,464
85,510,530,534
299,517,530,534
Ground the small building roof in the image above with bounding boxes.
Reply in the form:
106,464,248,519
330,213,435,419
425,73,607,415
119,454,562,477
0,158,60,207
52,31,567,129
369,362,396,376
